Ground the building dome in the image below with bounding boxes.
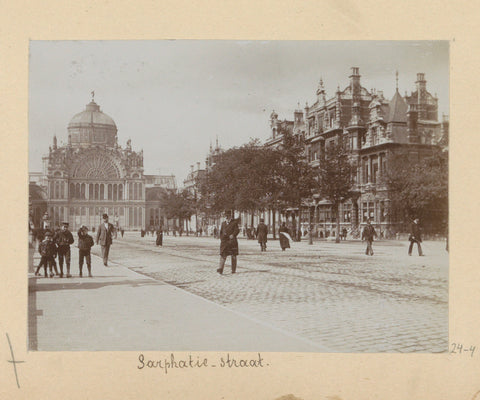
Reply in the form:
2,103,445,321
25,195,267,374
67,101,118,147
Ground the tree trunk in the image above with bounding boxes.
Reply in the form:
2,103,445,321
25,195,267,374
335,203,341,243
272,208,276,240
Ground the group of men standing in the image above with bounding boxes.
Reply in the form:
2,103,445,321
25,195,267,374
34,213,115,278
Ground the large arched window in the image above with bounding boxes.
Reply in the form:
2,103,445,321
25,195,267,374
108,184,112,200
61,182,65,199
75,183,81,199
81,183,86,199
118,184,123,200
89,184,93,200
113,184,117,201
95,184,99,200
128,183,133,200
55,181,60,199
100,184,105,200
70,183,75,199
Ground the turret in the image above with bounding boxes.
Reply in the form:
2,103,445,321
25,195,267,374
316,78,326,105
350,67,361,102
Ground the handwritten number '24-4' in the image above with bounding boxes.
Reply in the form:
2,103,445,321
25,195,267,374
450,343,476,356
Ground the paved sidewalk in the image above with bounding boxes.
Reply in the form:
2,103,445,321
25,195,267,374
28,247,327,352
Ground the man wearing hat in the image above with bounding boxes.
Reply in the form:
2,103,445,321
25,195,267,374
408,218,424,256
361,218,377,256
96,213,115,266
54,221,74,277
217,211,240,275
256,218,268,252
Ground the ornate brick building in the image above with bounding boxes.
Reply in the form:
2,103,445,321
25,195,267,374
267,68,448,236
29,97,176,231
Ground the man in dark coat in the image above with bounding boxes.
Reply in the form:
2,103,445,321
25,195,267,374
96,213,115,266
256,218,268,251
361,218,377,256
408,218,424,256
54,222,74,277
217,211,240,275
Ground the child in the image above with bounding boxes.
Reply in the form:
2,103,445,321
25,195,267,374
35,231,57,278
78,225,95,277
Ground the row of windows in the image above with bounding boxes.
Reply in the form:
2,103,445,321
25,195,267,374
48,206,144,227
49,181,144,201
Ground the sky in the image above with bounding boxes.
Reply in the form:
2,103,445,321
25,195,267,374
29,40,449,184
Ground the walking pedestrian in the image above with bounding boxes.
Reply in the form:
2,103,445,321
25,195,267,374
361,218,377,256
120,227,125,238
408,218,424,256
54,221,74,277
78,225,94,277
279,222,291,251
156,226,163,246
96,213,115,266
217,211,240,275
256,218,268,252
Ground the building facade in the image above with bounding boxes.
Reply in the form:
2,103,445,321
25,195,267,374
29,98,176,231
267,68,448,237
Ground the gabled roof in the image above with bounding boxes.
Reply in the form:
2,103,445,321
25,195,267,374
387,90,407,123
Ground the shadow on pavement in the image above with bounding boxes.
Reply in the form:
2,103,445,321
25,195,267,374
28,277,163,293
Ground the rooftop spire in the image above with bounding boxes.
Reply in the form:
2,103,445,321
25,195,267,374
91,90,95,102
395,70,399,91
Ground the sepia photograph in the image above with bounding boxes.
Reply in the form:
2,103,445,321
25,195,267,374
28,40,449,353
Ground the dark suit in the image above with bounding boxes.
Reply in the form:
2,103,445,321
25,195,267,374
218,218,240,274
96,222,115,265
256,223,268,251
408,222,423,256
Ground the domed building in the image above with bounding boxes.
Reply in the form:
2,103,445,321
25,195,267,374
29,96,177,231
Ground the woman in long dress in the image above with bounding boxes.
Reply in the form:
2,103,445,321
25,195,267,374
279,222,291,251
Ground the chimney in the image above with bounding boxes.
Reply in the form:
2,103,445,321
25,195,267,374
407,104,419,143
416,73,427,119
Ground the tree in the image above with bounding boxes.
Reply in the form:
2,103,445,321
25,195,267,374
198,141,273,219
275,128,318,240
383,147,448,234
161,189,196,234
316,136,356,243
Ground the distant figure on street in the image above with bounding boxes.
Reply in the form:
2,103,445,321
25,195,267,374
361,219,377,256
78,225,94,277
120,227,125,238
96,213,115,266
54,221,74,277
256,218,268,252
156,227,163,246
279,222,291,251
35,231,58,278
408,218,424,256
342,228,348,240
217,211,240,275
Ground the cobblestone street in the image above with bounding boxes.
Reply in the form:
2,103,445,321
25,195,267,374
87,233,448,353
